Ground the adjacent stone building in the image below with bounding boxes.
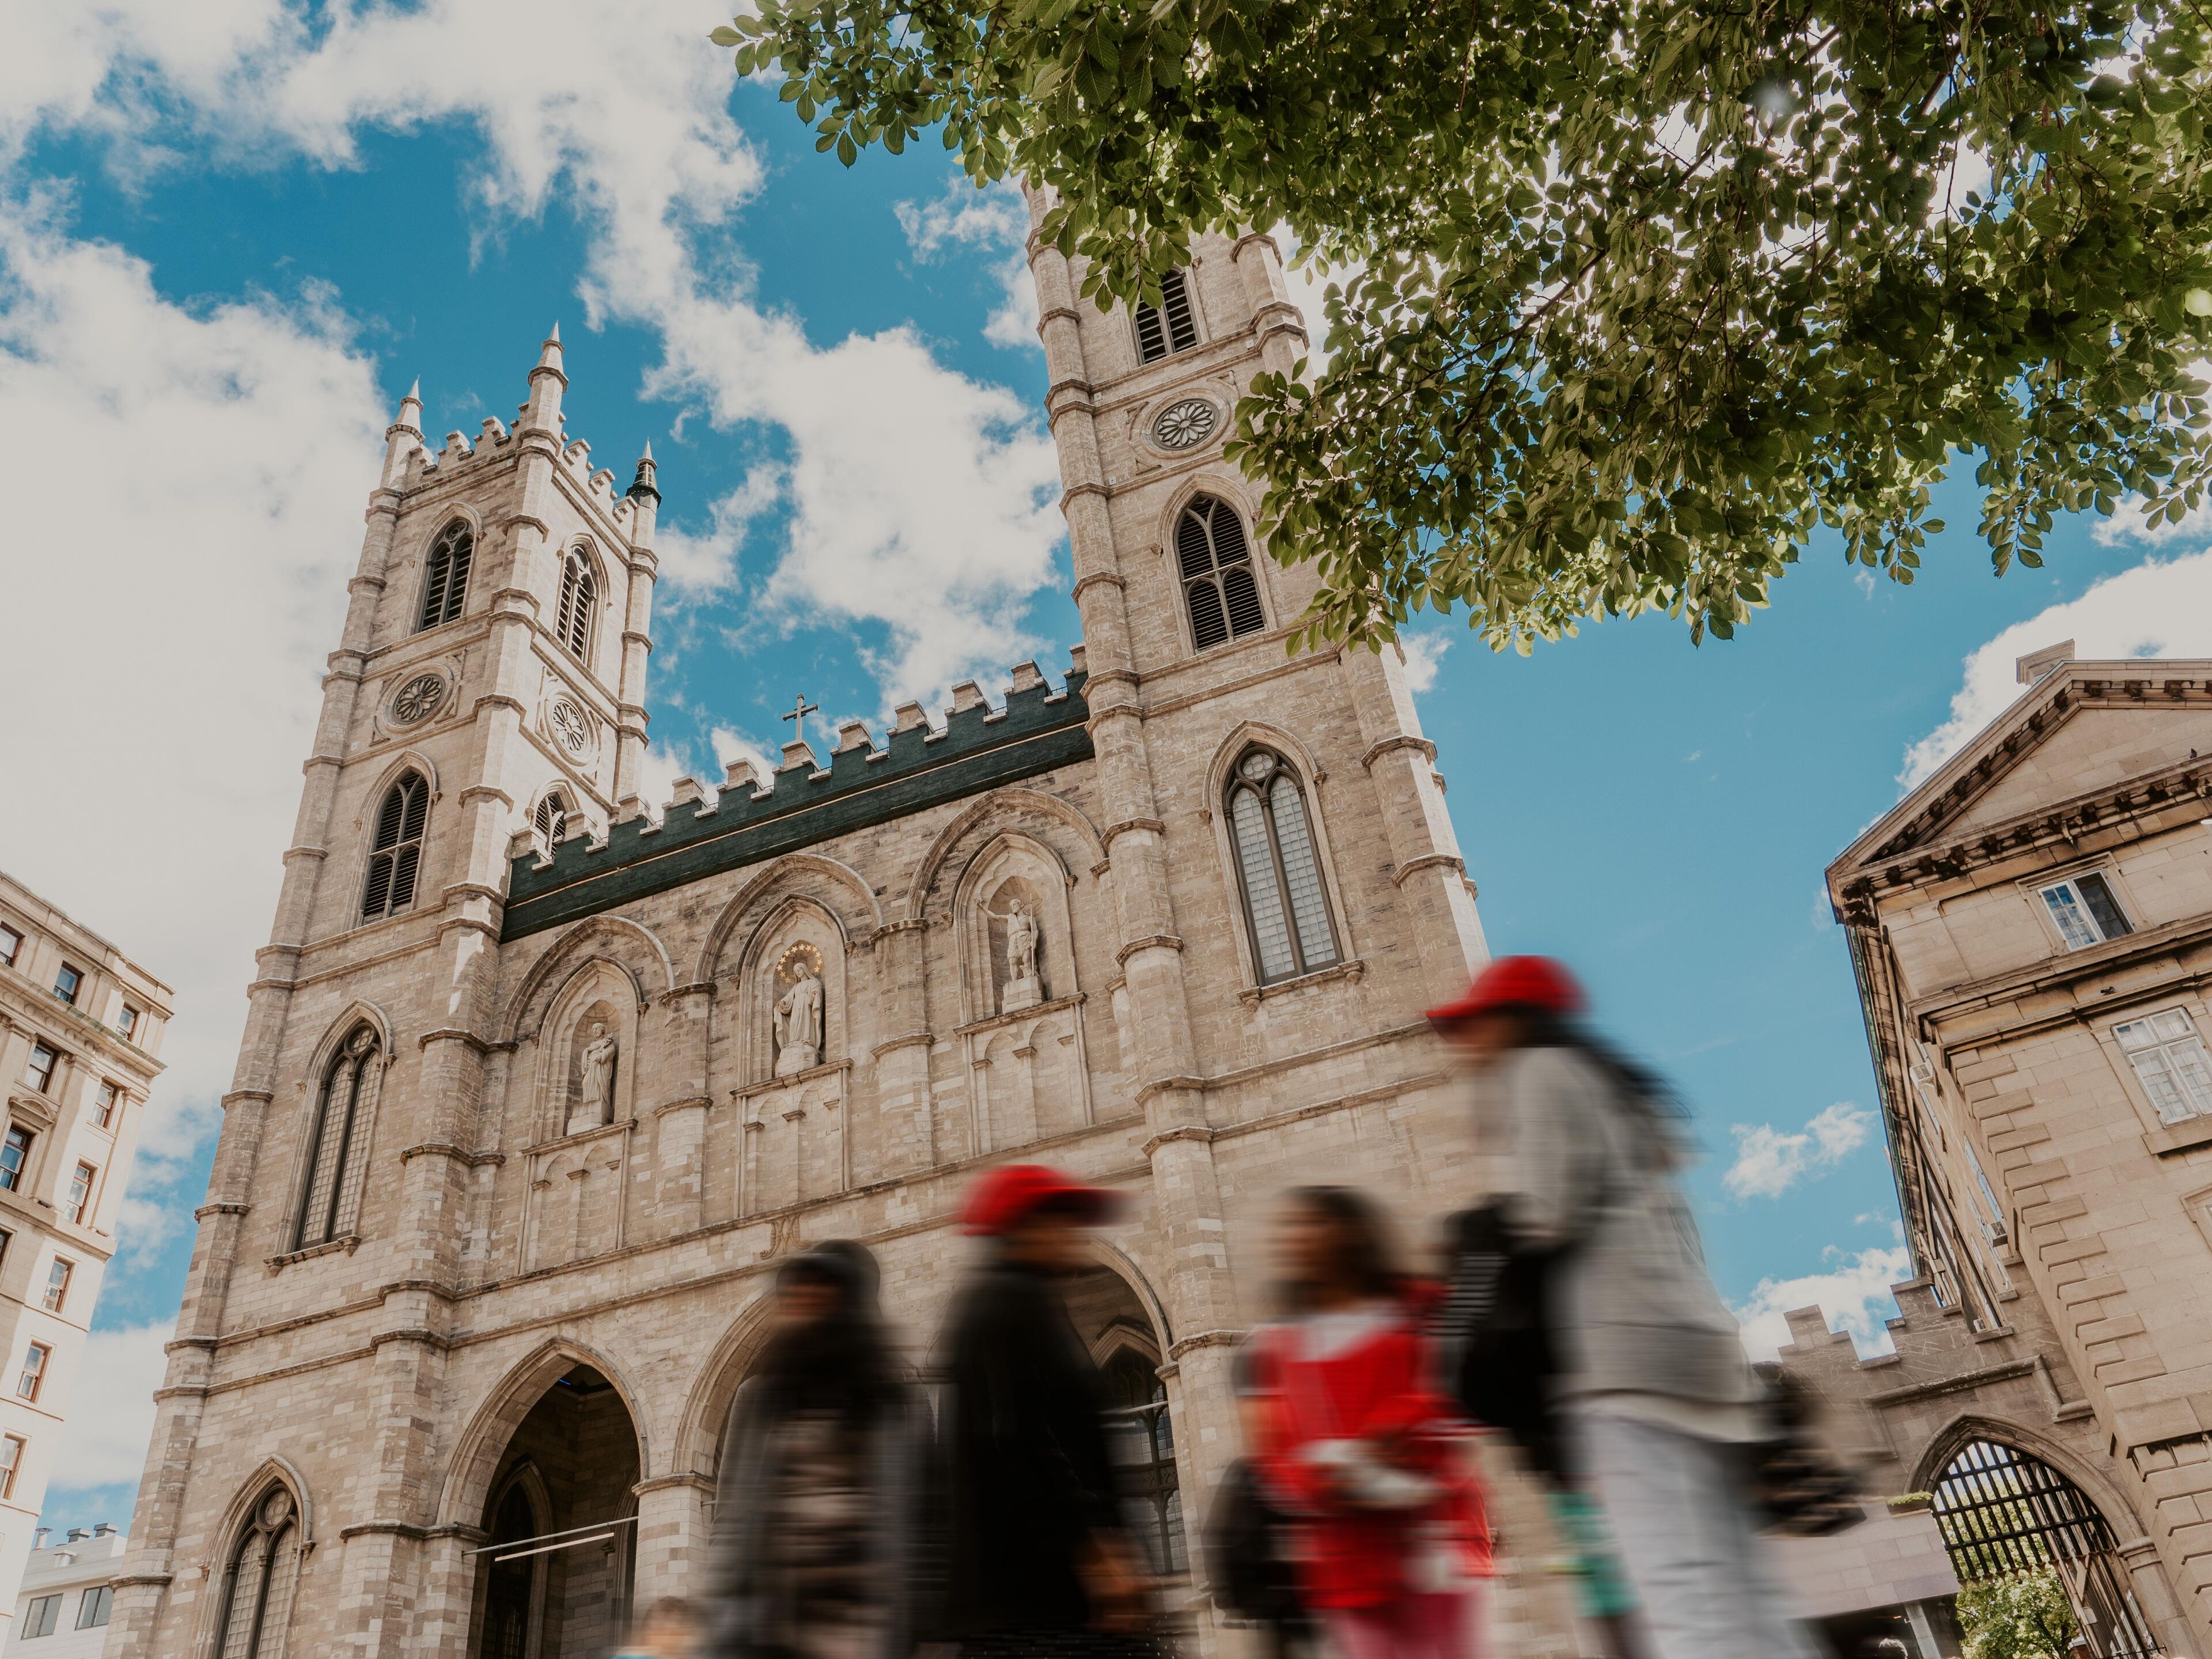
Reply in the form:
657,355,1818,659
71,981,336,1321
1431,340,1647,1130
0,873,168,1639
1806,646,2212,1657
107,211,1544,1658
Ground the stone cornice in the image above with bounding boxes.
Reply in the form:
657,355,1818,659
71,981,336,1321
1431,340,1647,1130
1100,817,1164,846
1070,571,1127,604
416,1027,491,1055
1391,853,1465,887
1115,934,1185,967
1360,734,1438,771
399,1141,505,1168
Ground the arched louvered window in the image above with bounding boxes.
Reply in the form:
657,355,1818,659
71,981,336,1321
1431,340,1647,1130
556,548,596,661
1227,749,1340,984
1177,496,1267,650
1134,269,1199,362
416,522,474,632
361,773,429,922
297,1026,378,1250
533,790,571,856
214,1486,300,1659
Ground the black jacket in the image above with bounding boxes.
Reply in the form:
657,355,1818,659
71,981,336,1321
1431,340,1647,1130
941,1258,1125,1637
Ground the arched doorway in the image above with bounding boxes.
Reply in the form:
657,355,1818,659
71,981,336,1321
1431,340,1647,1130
1063,1266,1187,1580
468,1363,642,1659
1930,1438,2157,1659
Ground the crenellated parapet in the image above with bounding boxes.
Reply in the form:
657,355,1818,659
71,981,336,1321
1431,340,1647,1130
501,656,1093,940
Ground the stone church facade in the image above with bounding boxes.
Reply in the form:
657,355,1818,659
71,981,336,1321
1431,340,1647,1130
109,210,1523,1658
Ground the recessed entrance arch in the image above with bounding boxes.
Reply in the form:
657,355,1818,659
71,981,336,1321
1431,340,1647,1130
467,1363,642,1659
1930,1438,2158,1659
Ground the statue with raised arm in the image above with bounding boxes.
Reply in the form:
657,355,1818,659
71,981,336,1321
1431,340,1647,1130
774,967,824,1077
984,896,1045,1013
569,1022,618,1135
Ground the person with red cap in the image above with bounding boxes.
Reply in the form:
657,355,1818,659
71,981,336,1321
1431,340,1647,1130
937,1164,1159,1658
1427,959,1815,1659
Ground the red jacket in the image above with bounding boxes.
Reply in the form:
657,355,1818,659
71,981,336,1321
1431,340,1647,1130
1245,1300,1493,1609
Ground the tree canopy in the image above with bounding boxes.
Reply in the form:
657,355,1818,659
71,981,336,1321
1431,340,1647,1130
715,0,2212,651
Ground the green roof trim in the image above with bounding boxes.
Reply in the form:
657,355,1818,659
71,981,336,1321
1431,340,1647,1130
501,673,1093,941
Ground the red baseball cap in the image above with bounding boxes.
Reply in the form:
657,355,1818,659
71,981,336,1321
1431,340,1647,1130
1426,955,1585,1025
961,1163,1127,1236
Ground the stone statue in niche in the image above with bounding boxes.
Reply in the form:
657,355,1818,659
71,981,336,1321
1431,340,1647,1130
567,1022,618,1136
986,896,1045,1014
772,944,826,1077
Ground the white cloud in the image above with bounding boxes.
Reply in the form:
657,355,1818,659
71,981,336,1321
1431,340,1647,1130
896,177,1038,351
1736,1245,1911,1360
1899,548,2212,787
29,0,1068,716
1399,632,1450,694
1724,1101,1873,1199
44,1320,175,1495
0,198,385,1238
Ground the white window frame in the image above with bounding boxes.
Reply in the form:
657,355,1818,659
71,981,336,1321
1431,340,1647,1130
2032,866,2133,950
2112,1006,2212,1126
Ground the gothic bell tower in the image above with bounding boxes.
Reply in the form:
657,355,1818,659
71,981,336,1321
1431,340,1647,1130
111,333,663,1652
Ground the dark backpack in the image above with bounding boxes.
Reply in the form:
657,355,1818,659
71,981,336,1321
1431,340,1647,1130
1434,1201,1567,1480
1202,1457,1310,1632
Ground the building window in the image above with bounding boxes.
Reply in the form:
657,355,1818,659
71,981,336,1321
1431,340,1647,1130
1134,268,1199,362
297,1028,380,1251
1226,748,1341,984
41,1259,71,1314
64,1163,95,1226
0,1435,24,1498
215,1487,300,1659
21,1594,58,1638
1176,496,1267,650
1103,1349,1187,1575
24,1044,56,1094
19,1342,50,1401
556,549,597,661
361,772,430,922
75,1586,112,1629
51,965,81,1007
0,1128,33,1191
2039,870,2131,950
116,1003,140,1042
0,924,18,966
2114,1009,2212,1124
533,790,572,857
92,1082,118,1130
416,521,475,631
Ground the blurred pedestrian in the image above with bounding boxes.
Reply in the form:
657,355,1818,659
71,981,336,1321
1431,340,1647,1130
1430,956,1816,1659
701,1242,925,1659
1242,1186,1491,1659
940,1164,1158,1658
615,1597,699,1659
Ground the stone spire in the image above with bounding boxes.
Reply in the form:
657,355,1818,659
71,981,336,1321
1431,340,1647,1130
627,438,660,505
381,376,425,486
521,322,566,433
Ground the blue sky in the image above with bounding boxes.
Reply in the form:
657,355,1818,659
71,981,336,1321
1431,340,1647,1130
6,0,2212,1540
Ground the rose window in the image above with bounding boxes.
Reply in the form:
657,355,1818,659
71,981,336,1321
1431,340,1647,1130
390,673,445,725
550,699,591,756
1152,398,1221,450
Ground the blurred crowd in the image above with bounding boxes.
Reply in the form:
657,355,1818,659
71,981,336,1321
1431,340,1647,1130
604,957,1839,1659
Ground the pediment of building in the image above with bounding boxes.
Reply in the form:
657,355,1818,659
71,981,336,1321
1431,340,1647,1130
1832,663,2212,881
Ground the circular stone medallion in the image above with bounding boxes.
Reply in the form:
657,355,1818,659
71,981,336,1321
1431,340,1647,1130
388,672,446,726
1152,397,1221,450
549,698,592,757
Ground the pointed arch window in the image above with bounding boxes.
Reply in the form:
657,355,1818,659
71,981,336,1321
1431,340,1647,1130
361,774,429,922
1177,497,1267,651
533,789,572,856
1134,268,1199,362
297,1027,378,1250
1227,749,1340,984
416,522,475,632
556,548,596,661
214,1486,300,1659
